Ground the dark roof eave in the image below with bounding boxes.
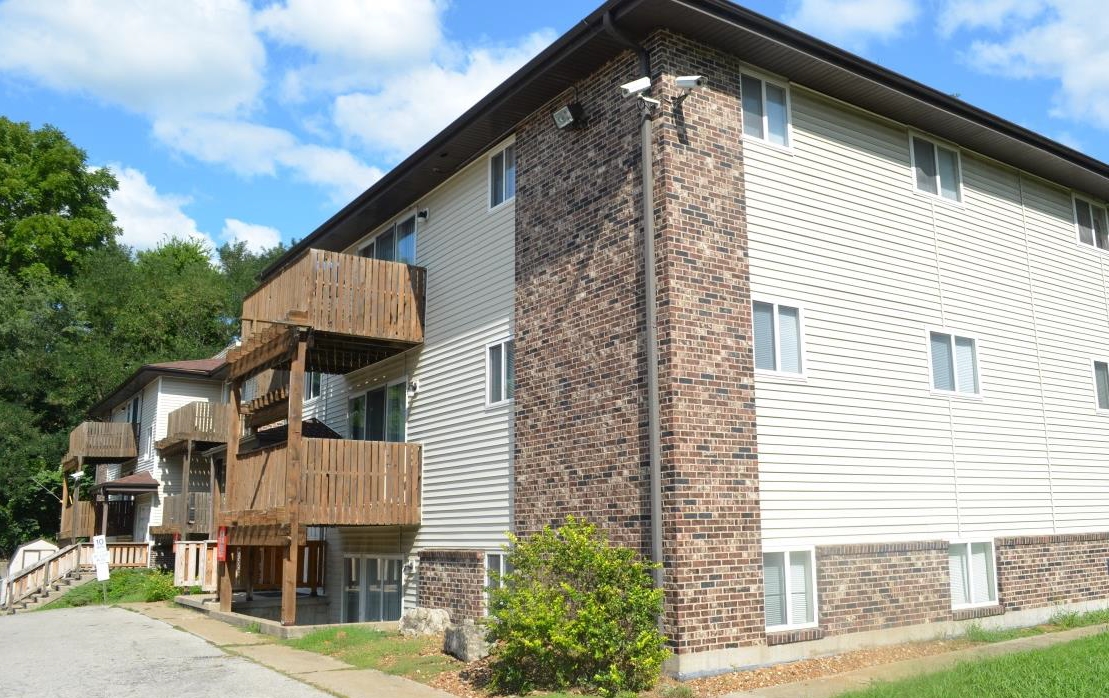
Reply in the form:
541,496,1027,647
87,363,224,419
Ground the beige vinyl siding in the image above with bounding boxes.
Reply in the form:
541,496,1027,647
153,378,224,507
748,86,1109,547
312,146,515,615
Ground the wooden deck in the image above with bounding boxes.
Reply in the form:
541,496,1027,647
59,500,95,541
156,402,223,450
239,250,426,346
221,439,421,527
64,421,137,467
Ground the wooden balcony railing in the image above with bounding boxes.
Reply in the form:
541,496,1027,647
65,422,137,465
59,500,95,541
240,250,426,345
160,492,213,534
173,540,325,593
222,439,421,526
157,402,222,450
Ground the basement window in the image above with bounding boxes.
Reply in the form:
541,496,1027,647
485,552,509,615
764,549,817,630
949,541,997,608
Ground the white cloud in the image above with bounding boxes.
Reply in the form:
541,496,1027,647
154,117,381,203
784,0,919,48
937,0,1048,36
256,0,442,99
951,0,1109,129
333,31,554,159
106,166,216,252
222,219,282,253
0,0,264,117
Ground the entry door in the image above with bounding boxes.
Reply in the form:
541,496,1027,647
342,557,404,622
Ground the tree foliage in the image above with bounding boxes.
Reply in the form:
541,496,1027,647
0,118,287,557
488,517,669,697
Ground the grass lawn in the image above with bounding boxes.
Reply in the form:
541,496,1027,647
840,632,1109,698
38,569,179,610
286,626,461,682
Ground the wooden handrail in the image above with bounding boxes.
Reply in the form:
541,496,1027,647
66,421,138,462
163,401,222,444
2,542,150,611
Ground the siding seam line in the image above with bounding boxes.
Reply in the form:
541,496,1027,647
929,198,962,537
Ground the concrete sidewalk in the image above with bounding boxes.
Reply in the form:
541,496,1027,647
123,603,454,698
722,623,1109,698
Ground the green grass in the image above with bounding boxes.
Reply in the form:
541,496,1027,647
963,623,1046,643
38,569,178,610
840,632,1109,698
286,626,461,682
1050,608,1109,629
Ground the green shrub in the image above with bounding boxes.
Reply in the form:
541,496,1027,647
487,516,668,697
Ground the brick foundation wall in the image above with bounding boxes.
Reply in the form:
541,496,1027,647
417,549,485,621
816,541,951,636
514,30,762,656
996,533,1109,611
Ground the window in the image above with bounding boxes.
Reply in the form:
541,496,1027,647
304,372,322,400
487,339,515,405
1074,197,1109,250
490,144,516,208
1095,361,1109,411
127,397,141,426
360,214,417,264
741,73,790,147
349,379,407,442
911,135,961,202
949,542,997,607
485,552,509,614
763,549,816,629
753,301,802,375
342,556,404,622
929,331,980,395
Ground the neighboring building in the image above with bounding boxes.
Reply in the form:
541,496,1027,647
100,0,1109,680
58,359,225,555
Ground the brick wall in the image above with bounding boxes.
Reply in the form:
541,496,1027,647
817,541,951,635
996,533,1109,611
514,30,763,656
417,549,485,621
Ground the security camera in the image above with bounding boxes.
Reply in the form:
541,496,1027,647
638,96,661,110
675,75,706,90
619,76,652,97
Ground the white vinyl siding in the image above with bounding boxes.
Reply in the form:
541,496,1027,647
1073,196,1109,250
747,83,1109,548
929,331,980,395
741,73,790,147
754,301,802,375
911,135,961,202
949,541,997,607
763,549,816,629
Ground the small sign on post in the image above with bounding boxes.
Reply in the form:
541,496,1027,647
92,534,110,584
217,526,228,562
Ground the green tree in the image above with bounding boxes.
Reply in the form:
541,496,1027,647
0,117,117,279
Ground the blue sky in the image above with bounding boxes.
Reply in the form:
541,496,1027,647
1,0,1105,254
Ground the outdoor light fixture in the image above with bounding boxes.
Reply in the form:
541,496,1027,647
416,209,429,221
552,102,585,130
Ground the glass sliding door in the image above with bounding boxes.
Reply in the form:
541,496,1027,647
343,557,361,622
349,395,366,440
351,380,407,443
386,382,406,442
342,556,404,622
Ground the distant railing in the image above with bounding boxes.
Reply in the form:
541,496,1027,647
240,250,426,345
66,421,138,462
222,438,421,527
161,401,222,447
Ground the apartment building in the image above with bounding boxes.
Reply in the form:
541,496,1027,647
201,0,1109,679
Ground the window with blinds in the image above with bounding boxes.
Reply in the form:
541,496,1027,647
911,135,962,202
1095,361,1109,411
930,331,980,395
741,73,791,147
949,542,997,607
754,301,803,375
764,549,817,629
1074,197,1109,250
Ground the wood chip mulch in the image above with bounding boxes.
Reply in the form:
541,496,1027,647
428,638,974,698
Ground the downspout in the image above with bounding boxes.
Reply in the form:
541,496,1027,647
604,11,664,590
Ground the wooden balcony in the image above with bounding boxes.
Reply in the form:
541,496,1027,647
64,421,137,468
155,492,213,536
156,401,223,451
222,439,421,528
59,500,95,542
239,250,426,349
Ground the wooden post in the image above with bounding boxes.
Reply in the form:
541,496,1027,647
182,440,193,536
100,494,108,537
73,457,83,540
61,472,70,543
244,546,255,601
218,381,241,613
282,333,307,626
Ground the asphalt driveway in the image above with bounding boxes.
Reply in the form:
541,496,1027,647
0,606,330,698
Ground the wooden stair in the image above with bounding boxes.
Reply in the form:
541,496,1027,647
6,570,95,614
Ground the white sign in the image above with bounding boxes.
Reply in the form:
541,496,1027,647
95,561,110,582
91,535,109,565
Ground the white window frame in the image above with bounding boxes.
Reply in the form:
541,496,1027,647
1092,359,1109,412
740,70,793,150
1072,194,1109,251
948,540,999,610
484,552,508,615
926,327,983,398
340,554,406,622
908,132,963,204
752,297,806,379
358,211,418,265
348,375,409,442
304,372,322,402
486,337,515,407
763,546,819,632
488,142,516,210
